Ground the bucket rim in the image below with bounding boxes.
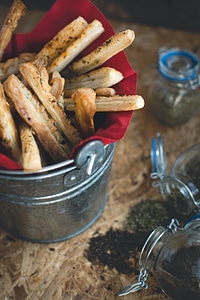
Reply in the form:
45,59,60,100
0,142,114,176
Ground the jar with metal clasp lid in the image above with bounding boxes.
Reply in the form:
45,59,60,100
149,47,200,126
116,215,200,300
150,132,200,215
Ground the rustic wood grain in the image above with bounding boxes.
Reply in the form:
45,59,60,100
1,4,200,300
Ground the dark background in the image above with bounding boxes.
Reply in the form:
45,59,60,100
1,0,200,33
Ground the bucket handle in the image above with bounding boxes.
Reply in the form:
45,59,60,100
75,140,105,175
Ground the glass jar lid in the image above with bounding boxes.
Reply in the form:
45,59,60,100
158,47,199,87
150,132,167,179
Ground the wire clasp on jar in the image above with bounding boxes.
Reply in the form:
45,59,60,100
116,218,180,297
116,267,148,296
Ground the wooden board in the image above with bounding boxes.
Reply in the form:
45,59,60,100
1,5,200,300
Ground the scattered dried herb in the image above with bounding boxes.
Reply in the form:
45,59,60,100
86,228,146,274
86,199,188,275
123,199,187,233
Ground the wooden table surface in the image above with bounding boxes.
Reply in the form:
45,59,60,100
1,3,200,300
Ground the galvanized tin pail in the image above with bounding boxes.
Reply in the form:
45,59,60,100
0,140,115,243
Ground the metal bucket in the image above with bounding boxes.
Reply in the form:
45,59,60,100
0,140,115,243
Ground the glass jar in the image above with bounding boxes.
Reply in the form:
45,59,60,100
150,132,200,215
149,47,200,126
117,215,200,300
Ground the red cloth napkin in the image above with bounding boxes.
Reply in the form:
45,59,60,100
1,0,137,169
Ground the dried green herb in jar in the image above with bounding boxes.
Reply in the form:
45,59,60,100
184,153,200,193
151,133,200,215
159,245,200,300
167,143,200,215
150,85,200,126
149,48,200,126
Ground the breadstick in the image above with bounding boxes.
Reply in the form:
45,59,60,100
19,62,82,146
0,82,22,164
48,19,105,73
64,67,123,94
4,74,70,163
72,88,96,139
19,120,42,172
66,29,135,76
0,0,26,61
0,52,35,81
95,87,116,96
34,16,88,65
49,71,65,101
64,94,144,112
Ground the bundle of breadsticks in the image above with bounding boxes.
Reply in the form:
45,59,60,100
0,0,144,172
